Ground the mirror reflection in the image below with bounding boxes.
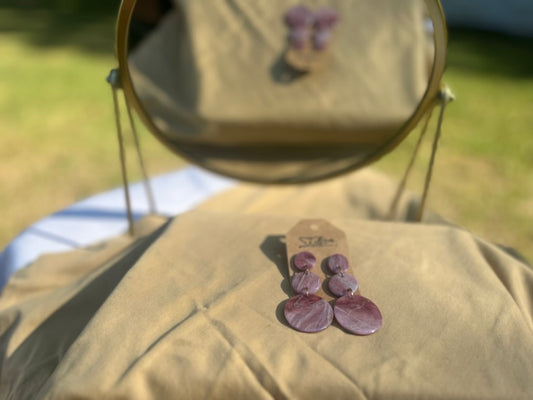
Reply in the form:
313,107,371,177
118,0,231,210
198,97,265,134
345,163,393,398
124,0,439,182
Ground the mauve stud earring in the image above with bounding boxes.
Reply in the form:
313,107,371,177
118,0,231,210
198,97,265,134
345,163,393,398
285,5,315,50
313,6,340,50
284,251,333,333
326,254,383,335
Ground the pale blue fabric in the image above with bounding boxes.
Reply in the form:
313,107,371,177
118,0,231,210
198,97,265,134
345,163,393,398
0,167,235,289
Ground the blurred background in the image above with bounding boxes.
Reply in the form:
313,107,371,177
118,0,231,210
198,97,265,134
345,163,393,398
1,0,532,261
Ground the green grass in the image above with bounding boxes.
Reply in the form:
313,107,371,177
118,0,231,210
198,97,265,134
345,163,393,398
375,29,533,261
0,5,532,262
0,5,183,247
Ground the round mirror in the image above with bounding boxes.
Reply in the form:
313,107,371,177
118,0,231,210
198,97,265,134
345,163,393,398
116,0,447,183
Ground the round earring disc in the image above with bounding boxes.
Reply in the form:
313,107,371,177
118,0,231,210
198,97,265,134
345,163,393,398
326,253,349,274
292,271,321,295
293,251,317,271
334,295,382,335
328,273,358,297
284,294,333,333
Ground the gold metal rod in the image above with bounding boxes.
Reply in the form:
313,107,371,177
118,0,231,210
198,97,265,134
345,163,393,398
388,103,436,220
111,85,135,236
124,96,157,214
416,86,455,222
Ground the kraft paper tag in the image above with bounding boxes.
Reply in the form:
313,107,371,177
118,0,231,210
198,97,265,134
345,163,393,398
285,219,359,301
285,46,330,72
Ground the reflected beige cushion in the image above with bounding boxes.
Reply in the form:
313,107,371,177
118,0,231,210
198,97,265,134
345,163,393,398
130,0,431,144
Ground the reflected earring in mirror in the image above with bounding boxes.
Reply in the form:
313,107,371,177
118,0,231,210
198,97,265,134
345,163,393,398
326,254,383,335
285,5,314,50
284,251,333,333
313,6,339,50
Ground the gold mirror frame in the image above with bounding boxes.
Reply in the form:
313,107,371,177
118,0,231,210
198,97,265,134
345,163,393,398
114,0,448,183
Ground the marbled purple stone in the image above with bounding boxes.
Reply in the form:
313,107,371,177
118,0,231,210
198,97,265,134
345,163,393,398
293,251,317,271
313,29,332,50
289,27,308,50
284,294,333,333
292,271,321,295
326,253,349,274
328,273,358,297
334,295,382,335
285,5,314,28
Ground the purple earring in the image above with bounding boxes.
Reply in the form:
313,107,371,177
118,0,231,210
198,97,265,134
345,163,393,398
284,251,333,333
327,254,359,296
326,254,383,335
285,5,315,50
313,7,340,50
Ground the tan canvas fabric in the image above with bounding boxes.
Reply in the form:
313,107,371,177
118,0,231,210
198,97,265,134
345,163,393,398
129,0,432,145
1,170,532,399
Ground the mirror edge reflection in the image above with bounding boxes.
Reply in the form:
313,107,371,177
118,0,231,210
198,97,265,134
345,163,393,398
114,0,448,184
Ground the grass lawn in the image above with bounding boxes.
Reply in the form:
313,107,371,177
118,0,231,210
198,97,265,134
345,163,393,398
1,4,532,262
376,29,533,262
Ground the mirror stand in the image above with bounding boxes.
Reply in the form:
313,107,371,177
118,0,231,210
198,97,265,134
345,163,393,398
388,85,455,221
107,68,157,236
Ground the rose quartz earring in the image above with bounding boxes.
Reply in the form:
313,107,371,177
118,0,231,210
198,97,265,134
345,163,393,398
284,251,333,333
326,254,383,335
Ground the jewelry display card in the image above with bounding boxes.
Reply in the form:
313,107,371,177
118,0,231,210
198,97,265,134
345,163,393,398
284,219,383,335
285,219,360,302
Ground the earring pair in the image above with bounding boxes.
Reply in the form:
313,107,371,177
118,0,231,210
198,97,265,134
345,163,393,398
284,252,382,335
285,5,340,51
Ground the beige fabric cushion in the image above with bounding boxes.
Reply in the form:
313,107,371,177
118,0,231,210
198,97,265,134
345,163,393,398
1,170,532,399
